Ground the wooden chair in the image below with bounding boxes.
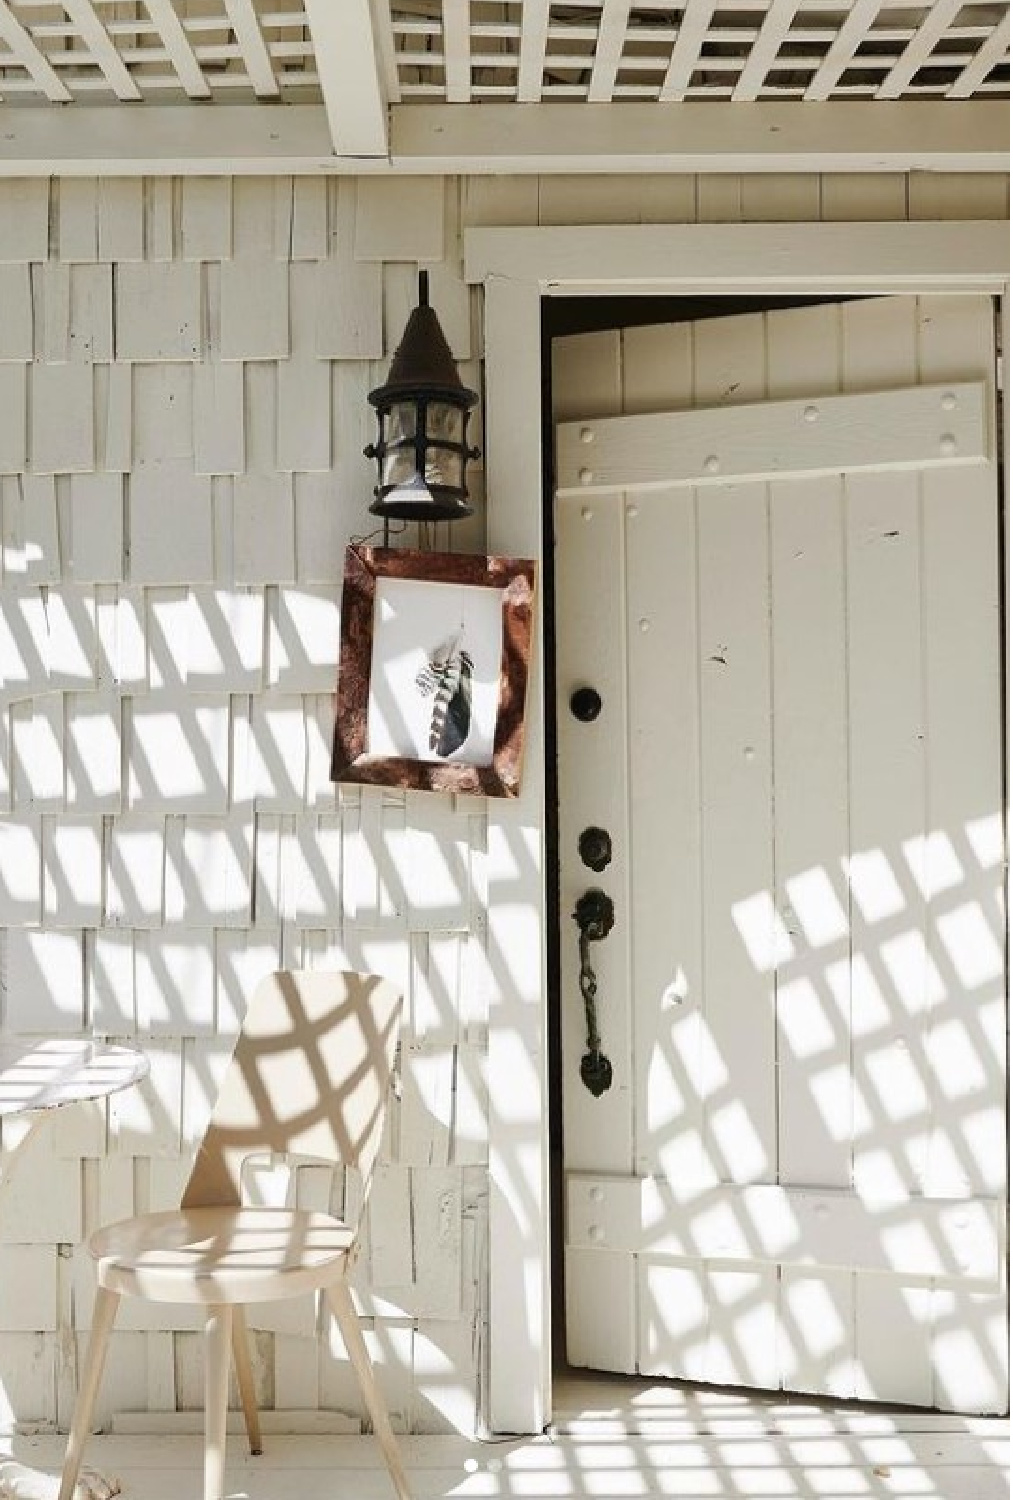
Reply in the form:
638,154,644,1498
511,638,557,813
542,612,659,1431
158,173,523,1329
58,970,410,1500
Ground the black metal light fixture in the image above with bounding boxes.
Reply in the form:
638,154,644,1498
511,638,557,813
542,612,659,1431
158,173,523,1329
365,270,479,524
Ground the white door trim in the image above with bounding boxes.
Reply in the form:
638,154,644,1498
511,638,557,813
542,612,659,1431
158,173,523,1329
464,221,1011,1436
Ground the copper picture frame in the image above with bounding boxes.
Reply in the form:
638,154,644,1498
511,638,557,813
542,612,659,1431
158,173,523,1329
331,546,536,797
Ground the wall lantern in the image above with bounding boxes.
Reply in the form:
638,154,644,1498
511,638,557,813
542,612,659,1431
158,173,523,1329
365,270,479,524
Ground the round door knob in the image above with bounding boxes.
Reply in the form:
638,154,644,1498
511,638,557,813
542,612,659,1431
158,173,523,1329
579,826,612,872
570,686,602,722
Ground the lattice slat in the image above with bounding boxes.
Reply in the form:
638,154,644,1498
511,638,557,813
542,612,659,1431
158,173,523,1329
62,0,142,100
0,1,1007,109
0,0,72,101
950,9,1012,96
660,0,720,102
142,0,214,99
221,0,280,96
732,0,804,100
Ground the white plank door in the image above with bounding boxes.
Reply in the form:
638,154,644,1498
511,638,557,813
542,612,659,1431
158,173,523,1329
554,297,1008,1413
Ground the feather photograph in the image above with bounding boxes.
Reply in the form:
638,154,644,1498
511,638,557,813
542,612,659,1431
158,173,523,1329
331,546,536,797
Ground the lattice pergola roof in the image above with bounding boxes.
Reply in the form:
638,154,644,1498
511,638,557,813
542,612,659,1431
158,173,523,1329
0,0,1007,107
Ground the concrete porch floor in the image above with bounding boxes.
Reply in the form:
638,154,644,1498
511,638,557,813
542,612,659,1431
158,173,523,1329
1,1373,1008,1500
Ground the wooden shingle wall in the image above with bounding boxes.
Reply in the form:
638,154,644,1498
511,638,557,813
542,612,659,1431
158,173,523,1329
0,167,1008,1439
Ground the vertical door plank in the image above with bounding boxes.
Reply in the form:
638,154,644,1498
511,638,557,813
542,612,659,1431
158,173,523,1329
766,303,854,1399
555,491,632,1176
696,478,776,1188
625,484,703,1184
917,295,1006,1414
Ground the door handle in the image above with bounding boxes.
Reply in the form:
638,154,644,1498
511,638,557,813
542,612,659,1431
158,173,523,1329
572,889,615,1097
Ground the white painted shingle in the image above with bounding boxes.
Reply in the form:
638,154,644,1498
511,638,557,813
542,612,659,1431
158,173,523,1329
314,258,384,359
354,178,445,264
65,473,124,583
284,814,341,926
11,697,65,811
233,473,295,584
164,815,254,927
0,1248,59,1332
105,815,165,928
95,363,133,472
0,265,33,361
38,586,99,690
276,358,331,473
233,692,306,811
0,816,42,925
136,929,217,1034
31,365,94,473
98,179,145,263
219,259,289,361
58,179,99,262
0,181,50,263
116,264,201,362
65,688,122,811
269,585,340,692
193,362,245,475
42,814,104,927
130,464,214,584
3,475,61,584
0,366,27,473
90,928,138,1031
215,929,282,1033
180,178,233,261
70,265,115,363
4,928,85,1032
127,693,231,814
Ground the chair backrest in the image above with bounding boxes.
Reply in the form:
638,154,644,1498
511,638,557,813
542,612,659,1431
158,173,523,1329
182,970,402,1211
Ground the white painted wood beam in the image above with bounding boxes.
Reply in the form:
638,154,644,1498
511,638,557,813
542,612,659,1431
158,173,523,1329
0,0,72,102
369,0,402,104
731,0,801,102
142,0,212,100
804,0,885,102
221,0,279,97
442,0,472,103
659,0,719,102
465,221,1009,294
588,0,632,103
876,0,963,99
62,0,142,100
390,101,1010,175
0,102,1005,177
949,11,1010,99
517,0,550,102
302,0,387,156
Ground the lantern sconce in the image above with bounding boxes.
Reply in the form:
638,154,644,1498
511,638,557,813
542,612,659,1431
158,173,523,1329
365,269,479,528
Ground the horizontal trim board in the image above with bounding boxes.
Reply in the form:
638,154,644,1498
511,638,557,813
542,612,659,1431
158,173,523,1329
566,1173,1003,1283
465,222,1011,292
556,380,988,493
0,101,1008,176
391,100,1011,174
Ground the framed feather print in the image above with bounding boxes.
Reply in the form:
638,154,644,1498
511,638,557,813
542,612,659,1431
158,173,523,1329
331,546,536,797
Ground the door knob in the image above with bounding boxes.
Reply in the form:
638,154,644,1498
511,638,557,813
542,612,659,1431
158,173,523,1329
579,826,612,872
569,686,602,722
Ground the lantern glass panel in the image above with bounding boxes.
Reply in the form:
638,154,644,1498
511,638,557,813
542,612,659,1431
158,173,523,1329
384,401,417,444
382,446,421,490
425,402,465,443
423,447,466,490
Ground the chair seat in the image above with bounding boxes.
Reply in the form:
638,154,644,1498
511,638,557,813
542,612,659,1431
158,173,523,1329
90,1207,356,1305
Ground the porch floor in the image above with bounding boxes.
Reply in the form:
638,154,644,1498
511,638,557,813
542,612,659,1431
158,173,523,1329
2,1373,1008,1500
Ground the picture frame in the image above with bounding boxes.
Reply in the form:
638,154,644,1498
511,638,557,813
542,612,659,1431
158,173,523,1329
331,546,537,797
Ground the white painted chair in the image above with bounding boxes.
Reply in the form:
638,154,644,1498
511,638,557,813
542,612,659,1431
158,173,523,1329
58,970,411,1500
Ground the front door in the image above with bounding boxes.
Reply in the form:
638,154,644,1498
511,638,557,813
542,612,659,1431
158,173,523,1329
554,297,1007,1413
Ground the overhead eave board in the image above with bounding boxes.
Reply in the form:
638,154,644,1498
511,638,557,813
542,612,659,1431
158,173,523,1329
0,101,1007,176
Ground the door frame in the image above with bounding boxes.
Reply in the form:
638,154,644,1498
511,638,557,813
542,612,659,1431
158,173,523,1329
462,220,1011,1436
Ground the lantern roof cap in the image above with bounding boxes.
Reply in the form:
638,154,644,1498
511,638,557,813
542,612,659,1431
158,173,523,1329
369,271,477,407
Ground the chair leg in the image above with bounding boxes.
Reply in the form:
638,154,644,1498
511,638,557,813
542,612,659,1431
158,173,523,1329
326,1280,412,1500
231,1306,263,1456
58,1286,121,1500
204,1304,233,1500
